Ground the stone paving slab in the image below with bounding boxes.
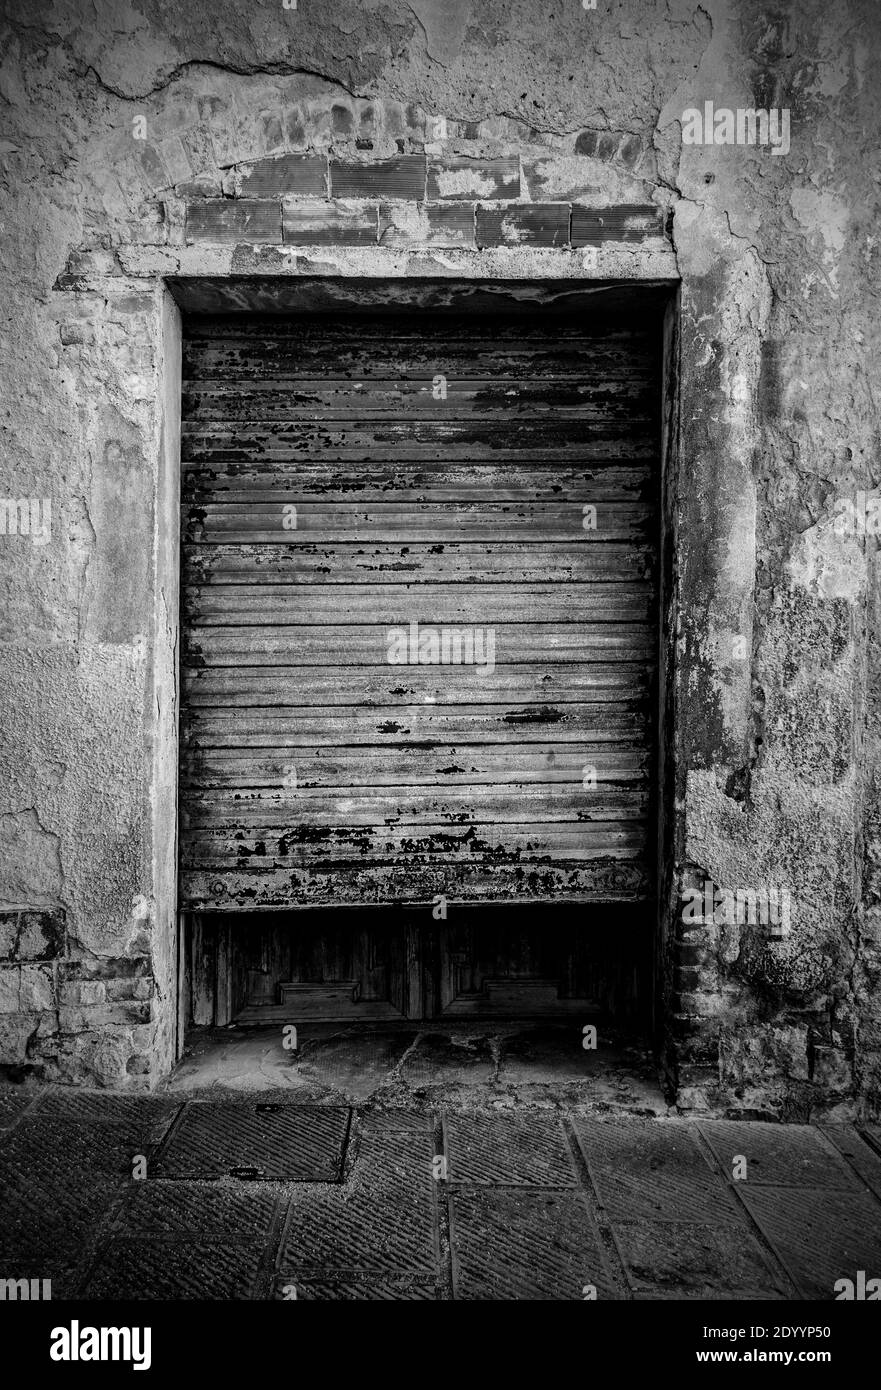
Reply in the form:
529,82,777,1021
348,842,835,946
450,1188,616,1300
698,1119,859,1189
278,1189,438,1276
821,1126,881,1200
33,1090,181,1126
609,1218,787,1299
110,1181,283,1238
82,1237,266,1299
352,1121,438,1192
3,1094,881,1301
0,1117,151,1261
444,1111,577,1185
152,1101,351,1181
735,1186,881,1300
572,1117,739,1223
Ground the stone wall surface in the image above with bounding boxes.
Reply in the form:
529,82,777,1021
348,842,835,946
0,0,878,1114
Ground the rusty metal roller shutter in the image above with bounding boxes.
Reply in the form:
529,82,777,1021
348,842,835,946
179,304,660,910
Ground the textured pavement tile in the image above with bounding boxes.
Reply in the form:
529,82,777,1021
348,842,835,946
444,1111,577,1185
153,1102,351,1180
450,1189,615,1300
0,1118,144,1259
572,1116,736,1223
0,1089,38,1129
401,1033,495,1088
736,1187,881,1300
33,1091,180,1128
698,1121,859,1189
111,1181,281,1237
586,1169,742,1225
278,1187,438,1276
353,1121,437,1192
861,1127,881,1160
1,1115,163,1179
610,1219,785,1297
273,1277,439,1300
821,1127,881,1200
82,1237,264,1299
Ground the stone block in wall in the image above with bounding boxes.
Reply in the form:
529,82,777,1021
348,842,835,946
132,142,172,194
811,1044,853,1090
0,965,54,1013
476,204,570,248
156,136,192,187
233,154,327,198
571,202,664,245
329,155,426,200
428,156,519,201
282,198,377,245
197,94,243,168
180,125,216,176
57,1000,153,1034
0,1016,41,1067
59,980,107,1007
186,200,282,244
0,910,65,962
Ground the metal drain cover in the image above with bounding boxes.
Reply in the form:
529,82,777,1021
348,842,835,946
152,1103,351,1182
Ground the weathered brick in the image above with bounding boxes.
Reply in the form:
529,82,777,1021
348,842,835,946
175,173,223,199
283,104,307,150
331,101,355,137
234,154,326,198
186,200,282,244
378,202,476,248
428,156,520,201
282,197,377,245
574,130,621,160
476,203,569,248
329,155,425,200
380,102,426,142
426,203,476,246
571,202,664,245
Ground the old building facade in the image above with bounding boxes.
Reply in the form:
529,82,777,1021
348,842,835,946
0,0,878,1119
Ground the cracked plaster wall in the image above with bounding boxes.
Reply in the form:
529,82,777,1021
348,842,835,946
0,0,878,1112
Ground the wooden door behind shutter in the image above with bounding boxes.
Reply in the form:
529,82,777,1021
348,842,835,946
179,303,660,911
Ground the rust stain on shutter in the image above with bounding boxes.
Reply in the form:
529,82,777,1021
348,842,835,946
178,303,661,909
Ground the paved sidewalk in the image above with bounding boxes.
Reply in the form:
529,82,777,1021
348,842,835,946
2,1081,881,1300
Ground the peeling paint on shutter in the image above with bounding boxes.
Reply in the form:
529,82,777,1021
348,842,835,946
179,304,660,910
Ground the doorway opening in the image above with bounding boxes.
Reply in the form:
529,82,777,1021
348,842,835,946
175,280,672,1039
